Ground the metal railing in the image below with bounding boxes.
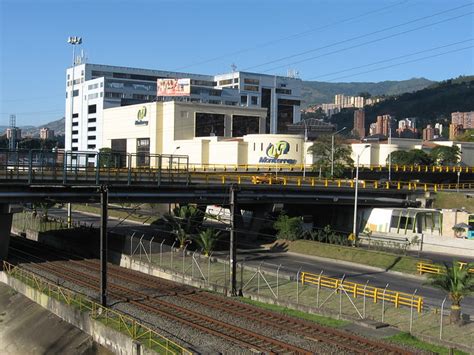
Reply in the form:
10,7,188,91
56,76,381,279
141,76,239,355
2,261,191,355
0,149,190,185
417,262,474,275
301,271,424,313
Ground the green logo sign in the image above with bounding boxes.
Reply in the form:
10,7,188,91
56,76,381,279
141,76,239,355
135,106,148,126
266,140,290,158
259,140,296,164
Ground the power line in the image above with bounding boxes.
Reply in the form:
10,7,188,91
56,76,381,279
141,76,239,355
324,45,474,82
242,3,473,72
260,11,474,74
172,1,410,71
306,38,474,81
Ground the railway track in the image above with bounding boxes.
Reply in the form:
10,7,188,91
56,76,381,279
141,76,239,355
9,237,414,354
8,244,311,354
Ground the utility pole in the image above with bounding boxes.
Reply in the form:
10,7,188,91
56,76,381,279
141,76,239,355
229,185,238,296
100,185,108,307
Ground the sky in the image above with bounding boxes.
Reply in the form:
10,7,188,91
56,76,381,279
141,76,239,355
0,0,473,126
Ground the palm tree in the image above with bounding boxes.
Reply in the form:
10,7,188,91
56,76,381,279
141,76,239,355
195,228,221,257
162,205,203,248
428,262,474,325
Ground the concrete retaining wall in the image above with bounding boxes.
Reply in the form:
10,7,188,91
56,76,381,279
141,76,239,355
0,272,155,355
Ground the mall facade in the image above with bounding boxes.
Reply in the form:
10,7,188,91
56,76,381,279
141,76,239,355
102,101,311,167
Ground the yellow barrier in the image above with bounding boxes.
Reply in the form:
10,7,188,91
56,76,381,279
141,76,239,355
3,261,191,354
417,262,474,275
301,271,423,313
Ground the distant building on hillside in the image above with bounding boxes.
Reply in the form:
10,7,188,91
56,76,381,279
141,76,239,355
40,127,55,140
451,111,474,129
423,125,435,141
375,114,391,136
396,118,418,138
353,109,365,138
6,127,21,141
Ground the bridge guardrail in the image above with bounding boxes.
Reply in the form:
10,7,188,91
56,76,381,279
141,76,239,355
301,271,423,313
416,262,474,275
2,261,191,354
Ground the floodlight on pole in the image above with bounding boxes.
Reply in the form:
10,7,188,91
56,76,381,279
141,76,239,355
67,35,82,228
331,126,347,178
352,144,370,239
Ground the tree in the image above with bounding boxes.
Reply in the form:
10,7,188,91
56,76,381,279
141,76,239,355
389,149,432,166
455,129,474,142
429,145,461,166
428,262,474,325
357,92,371,99
163,204,204,248
273,213,303,241
33,201,55,221
98,147,122,168
309,135,353,178
195,228,221,256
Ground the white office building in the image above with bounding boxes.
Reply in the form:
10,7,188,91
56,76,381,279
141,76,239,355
65,63,302,158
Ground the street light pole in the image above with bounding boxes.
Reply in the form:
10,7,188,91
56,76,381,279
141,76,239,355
331,126,347,178
67,36,82,228
388,117,392,181
352,144,370,238
303,120,308,178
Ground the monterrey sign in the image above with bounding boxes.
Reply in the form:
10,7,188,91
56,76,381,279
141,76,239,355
259,140,297,164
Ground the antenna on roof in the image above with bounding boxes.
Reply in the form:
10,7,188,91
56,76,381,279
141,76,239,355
287,69,299,78
231,63,237,73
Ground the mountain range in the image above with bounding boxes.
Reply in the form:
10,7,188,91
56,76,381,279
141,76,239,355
301,77,435,107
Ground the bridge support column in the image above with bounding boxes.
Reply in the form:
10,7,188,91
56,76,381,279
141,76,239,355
0,204,13,261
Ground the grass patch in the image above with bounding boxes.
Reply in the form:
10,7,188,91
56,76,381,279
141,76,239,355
285,240,431,275
238,296,349,328
432,192,474,211
386,332,468,355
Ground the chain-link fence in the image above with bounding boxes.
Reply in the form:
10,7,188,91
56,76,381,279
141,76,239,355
128,233,474,350
12,211,91,233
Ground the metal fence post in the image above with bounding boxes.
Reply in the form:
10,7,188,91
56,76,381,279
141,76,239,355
440,296,447,340
192,250,197,279
208,252,212,285
382,283,389,322
316,270,323,308
182,245,188,277
339,275,346,319
160,239,165,267
410,289,418,333
170,241,176,270
129,232,136,268
296,267,302,304
276,264,282,299
363,280,369,318
139,234,145,262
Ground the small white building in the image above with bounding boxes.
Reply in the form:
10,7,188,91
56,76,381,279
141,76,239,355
351,138,474,166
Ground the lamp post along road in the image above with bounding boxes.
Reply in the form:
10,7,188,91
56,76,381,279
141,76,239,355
352,144,370,238
67,36,82,228
388,117,392,181
303,120,308,178
331,126,347,178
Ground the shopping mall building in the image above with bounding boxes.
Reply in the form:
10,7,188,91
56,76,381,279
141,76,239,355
102,101,312,167
65,62,303,165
